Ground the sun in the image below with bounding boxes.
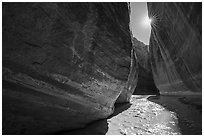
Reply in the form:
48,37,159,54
142,16,152,28
147,18,152,24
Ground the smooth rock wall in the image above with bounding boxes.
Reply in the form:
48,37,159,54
147,2,202,94
2,2,133,134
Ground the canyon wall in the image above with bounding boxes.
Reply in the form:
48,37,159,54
147,2,202,94
132,37,159,95
2,2,134,134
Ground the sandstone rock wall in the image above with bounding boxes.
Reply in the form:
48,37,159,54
132,37,159,95
132,37,150,70
2,2,133,134
147,2,202,94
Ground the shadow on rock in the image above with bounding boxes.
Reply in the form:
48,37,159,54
133,65,160,95
54,102,131,135
54,119,109,135
108,102,131,118
147,95,202,135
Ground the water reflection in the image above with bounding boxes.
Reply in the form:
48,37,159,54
148,95,202,135
56,95,201,135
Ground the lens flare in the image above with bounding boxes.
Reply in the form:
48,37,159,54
148,8,161,30
142,16,152,28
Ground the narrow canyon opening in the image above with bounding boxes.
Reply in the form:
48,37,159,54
2,2,202,135
129,2,160,95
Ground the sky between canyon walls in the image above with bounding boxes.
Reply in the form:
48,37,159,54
130,2,151,45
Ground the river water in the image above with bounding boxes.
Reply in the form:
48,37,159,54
57,94,202,135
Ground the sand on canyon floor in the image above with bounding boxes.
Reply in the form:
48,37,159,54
57,94,202,135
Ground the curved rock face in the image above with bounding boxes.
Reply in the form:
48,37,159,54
3,2,133,134
132,37,159,95
132,37,150,70
147,2,202,94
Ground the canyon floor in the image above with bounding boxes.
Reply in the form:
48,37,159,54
57,94,202,135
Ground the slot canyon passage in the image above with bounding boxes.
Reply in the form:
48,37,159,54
2,2,202,135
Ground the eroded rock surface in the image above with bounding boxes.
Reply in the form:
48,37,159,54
132,37,159,95
147,2,202,94
2,2,133,134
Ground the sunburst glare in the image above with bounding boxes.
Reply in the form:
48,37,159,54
142,16,152,28
148,9,160,30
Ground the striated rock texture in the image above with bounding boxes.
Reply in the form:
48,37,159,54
2,2,134,134
147,2,202,94
132,37,159,95
132,37,149,70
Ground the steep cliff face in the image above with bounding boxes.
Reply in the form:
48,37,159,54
3,2,133,134
132,37,159,95
147,2,202,94
132,37,149,70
